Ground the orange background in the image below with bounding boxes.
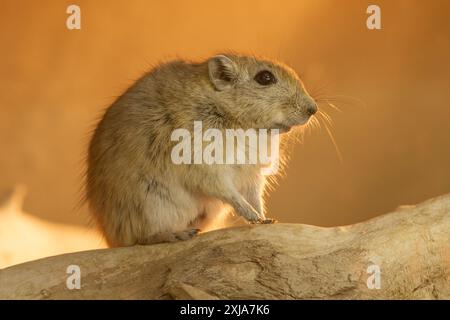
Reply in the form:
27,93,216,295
1,0,449,233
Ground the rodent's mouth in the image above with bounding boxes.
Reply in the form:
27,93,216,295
273,116,311,133
273,123,293,133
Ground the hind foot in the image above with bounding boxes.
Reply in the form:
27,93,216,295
139,229,200,245
171,228,200,241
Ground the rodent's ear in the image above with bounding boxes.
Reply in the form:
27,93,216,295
208,55,238,91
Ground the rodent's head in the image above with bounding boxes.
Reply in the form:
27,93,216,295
207,54,317,132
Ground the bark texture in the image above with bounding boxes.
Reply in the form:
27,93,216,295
0,195,449,300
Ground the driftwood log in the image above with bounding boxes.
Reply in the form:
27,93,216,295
0,195,449,300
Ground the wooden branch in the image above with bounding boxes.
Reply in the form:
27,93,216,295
0,195,449,299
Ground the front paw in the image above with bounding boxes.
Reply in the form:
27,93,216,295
247,215,263,224
259,218,278,224
241,209,263,224
248,217,278,224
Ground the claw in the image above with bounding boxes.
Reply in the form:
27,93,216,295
248,217,278,224
261,218,277,224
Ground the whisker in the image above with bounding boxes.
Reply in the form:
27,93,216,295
325,101,342,113
316,95,366,109
323,122,343,163
312,116,322,130
318,110,333,127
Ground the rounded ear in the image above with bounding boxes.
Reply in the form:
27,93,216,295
208,55,238,91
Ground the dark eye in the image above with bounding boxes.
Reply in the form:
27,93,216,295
254,70,277,86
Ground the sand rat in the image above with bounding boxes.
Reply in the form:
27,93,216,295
86,54,317,246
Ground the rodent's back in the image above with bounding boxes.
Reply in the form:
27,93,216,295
88,60,209,172
86,60,217,244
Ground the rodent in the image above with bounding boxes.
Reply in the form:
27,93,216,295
86,53,317,247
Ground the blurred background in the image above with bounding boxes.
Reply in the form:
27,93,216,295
1,0,449,267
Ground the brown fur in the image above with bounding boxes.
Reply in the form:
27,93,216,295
86,54,317,246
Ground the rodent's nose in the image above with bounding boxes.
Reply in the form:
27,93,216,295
306,103,318,116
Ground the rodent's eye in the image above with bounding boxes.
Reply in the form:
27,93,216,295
254,70,277,86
